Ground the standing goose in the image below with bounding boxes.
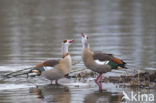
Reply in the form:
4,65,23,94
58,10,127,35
81,33,127,90
29,39,74,84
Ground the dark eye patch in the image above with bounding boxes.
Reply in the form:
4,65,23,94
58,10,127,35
63,40,67,43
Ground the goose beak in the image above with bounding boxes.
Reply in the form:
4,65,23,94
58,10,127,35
69,40,74,43
81,33,85,38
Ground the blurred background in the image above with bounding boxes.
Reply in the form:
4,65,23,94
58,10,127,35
0,0,156,102
0,0,156,70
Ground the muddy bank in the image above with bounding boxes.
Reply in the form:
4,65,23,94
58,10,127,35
69,70,156,88
1,68,156,89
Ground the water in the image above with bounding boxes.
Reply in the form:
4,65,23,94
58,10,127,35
0,0,156,103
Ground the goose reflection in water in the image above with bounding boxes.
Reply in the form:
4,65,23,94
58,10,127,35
84,90,123,103
29,84,71,103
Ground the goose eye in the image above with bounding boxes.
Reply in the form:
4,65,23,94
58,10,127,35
63,40,67,43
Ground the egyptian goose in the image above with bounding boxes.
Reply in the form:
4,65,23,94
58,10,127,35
81,33,127,90
29,39,74,84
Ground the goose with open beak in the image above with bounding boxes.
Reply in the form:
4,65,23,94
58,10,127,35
81,33,127,91
29,39,74,84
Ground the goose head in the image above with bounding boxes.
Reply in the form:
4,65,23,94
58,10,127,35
62,39,74,56
81,33,89,48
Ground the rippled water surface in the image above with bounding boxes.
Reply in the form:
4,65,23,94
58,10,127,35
0,0,156,103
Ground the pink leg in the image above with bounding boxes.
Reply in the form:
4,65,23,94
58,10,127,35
99,74,102,82
99,75,102,91
95,74,102,82
95,74,102,83
98,81,102,91
95,74,103,91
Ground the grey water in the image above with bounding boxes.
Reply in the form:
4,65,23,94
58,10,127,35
0,0,156,103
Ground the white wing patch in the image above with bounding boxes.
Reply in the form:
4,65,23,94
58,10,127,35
95,60,109,65
43,66,54,71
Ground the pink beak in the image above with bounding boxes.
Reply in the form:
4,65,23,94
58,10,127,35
69,40,74,43
81,33,85,37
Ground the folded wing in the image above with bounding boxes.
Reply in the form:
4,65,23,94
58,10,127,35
93,51,127,69
30,60,59,75
34,60,59,69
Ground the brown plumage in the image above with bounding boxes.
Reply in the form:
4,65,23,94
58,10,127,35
34,60,59,69
29,40,74,84
93,51,124,65
93,52,113,61
81,33,127,91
